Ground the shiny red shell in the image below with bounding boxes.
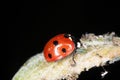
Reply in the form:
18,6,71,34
43,34,75,62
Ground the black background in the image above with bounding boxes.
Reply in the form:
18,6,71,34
7,0,120,80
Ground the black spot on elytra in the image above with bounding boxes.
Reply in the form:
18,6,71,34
48,53,52,58
62,48,66,53
53,40,58,46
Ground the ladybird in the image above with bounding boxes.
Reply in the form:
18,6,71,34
43,33,78,62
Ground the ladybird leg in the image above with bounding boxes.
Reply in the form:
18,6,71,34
71,49,76,66
72,52,76,65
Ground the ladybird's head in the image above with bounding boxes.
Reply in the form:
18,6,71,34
64,33,81,49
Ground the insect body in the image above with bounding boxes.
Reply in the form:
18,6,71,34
43,33,78,62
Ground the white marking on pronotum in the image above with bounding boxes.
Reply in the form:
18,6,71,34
77,42,81,48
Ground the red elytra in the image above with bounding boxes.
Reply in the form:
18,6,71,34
43,34,76,62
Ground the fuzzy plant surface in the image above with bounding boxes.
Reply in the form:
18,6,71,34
12,32,120,80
